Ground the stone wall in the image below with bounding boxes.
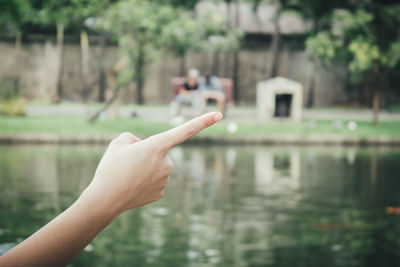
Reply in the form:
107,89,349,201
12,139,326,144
0,38,348,105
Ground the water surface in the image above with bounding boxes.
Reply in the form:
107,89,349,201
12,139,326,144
0,145,400,267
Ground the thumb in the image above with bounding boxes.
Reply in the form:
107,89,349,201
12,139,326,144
111,132,141,147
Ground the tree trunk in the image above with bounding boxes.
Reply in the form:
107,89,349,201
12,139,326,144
90,57,124,122
13,31,22,96
223,1,232,77
212,51,220,76
306,63,316,107
98,32,107,102
136,44,145,104
179,53,186,76
223,52,231,78
80,30,90,102
232,0,240,103
268,10,281,78
98,69,107,102
371,62,386,126
89,90,119,122
372,89,380,126
107,92,120,120
56,21,64,101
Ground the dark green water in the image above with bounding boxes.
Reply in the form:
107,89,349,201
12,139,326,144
0,145,400,267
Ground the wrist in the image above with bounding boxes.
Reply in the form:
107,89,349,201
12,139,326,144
77,183,122,226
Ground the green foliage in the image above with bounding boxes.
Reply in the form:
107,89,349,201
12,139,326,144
0,98,26,116
34,0,111,31
387,41,400,68
0,0,31,32
0,78,15,100
96,0,242,88
151,0,200,10
115,58,134,88
305,31,341,64
306,3,400,88
161,12,204,56
334,9,373,38
199,5,243,53
161,5,243,57
97,0,176,86
205,28,243,52
37,0,74,27
99,0,174,42
348,38,382,74
197,5,228,36
69,0,110,26
286,0,349,30
331,9,385,81
336,7,400,81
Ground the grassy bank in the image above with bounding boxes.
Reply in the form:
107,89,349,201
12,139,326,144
0,115,399,139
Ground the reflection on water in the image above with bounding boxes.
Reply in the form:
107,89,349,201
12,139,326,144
1,145,400,267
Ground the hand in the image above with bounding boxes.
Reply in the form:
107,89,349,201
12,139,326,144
0,111,223,267
82,111,223,217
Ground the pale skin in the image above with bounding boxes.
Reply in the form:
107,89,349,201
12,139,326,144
0,111,223,267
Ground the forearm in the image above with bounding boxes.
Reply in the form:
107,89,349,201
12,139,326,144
0,185,119,267
0,112,222,267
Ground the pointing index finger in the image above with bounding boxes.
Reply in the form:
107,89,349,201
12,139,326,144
155,112,223,149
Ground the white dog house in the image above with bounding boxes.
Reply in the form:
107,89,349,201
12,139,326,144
257,77,303,122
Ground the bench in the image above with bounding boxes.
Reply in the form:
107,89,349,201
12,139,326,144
170,77,234,104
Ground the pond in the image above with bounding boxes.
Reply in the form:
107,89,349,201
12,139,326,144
0,144,400,267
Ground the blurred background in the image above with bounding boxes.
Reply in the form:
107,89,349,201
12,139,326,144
1,0,400,266
0,0,399,112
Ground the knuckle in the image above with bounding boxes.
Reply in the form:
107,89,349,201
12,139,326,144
110,132,133,146
165,162,173,173
109,137,118,146
147,136,165,152
145,138,160,152
158,144,169,154
162,176,170,187
120,132,133,139
158,190,164,200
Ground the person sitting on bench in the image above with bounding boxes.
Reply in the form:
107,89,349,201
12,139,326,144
199,72,226,114
170,69,203,117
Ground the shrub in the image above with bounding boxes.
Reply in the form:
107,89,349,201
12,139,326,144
0,78,15,100
0,98,26,116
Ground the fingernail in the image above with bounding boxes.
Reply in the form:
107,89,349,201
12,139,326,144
214,112,223,122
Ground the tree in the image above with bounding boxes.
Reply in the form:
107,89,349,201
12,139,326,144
161,12,204,76
161,4,243,77
305,32,342,108
98,0,175,104
69,0,112,102
0,0,31,96
338,4,400,125
94,0,242,110
232,0,241,102
38,0,74,101
306,1,400,125
251,0,302,78
204,29,243,76
293,0,349,107
196,4,243,76
156,0,200,10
